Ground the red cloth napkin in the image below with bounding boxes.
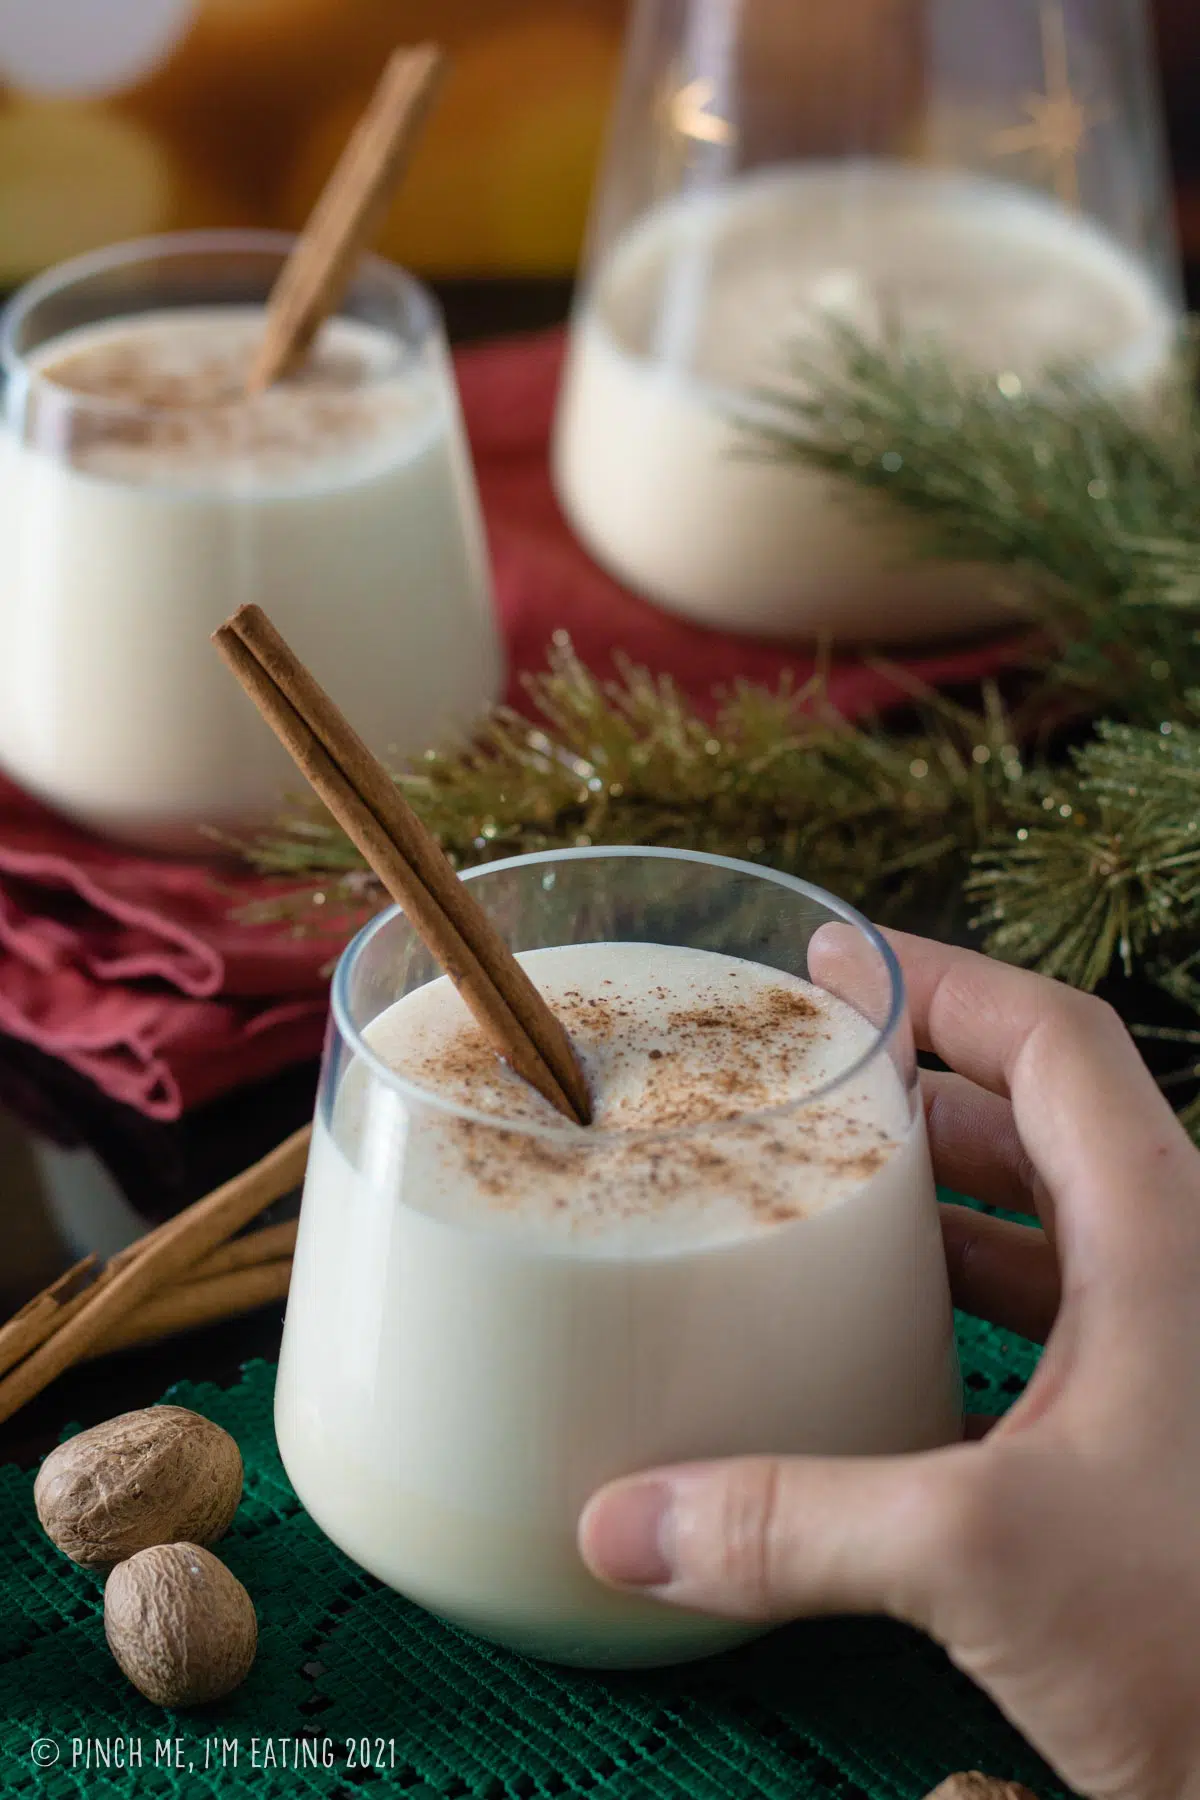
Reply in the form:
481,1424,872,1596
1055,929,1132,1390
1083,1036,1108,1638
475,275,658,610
0,329,1016,1121
0,777,338,1119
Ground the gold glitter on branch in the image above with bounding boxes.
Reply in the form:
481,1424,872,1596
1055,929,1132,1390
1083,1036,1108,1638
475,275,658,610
237,324,1200,1134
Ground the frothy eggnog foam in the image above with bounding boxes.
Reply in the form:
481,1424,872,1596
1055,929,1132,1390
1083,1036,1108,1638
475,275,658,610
276,941,961,1666
31,307,423,487
358,942,906,1249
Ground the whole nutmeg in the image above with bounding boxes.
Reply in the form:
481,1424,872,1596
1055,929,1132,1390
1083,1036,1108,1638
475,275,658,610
105,1543,257,1708
34,1406,242,1568
924,1777,1041,1800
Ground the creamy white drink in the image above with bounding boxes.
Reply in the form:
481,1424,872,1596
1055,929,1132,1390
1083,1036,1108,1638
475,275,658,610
275,939,960,1668
553,163,1178,641
0,305,502,851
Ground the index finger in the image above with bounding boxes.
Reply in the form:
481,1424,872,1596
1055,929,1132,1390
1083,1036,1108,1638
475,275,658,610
887,930,1197,1277
809,924,1198,1280
883,928,1154,1097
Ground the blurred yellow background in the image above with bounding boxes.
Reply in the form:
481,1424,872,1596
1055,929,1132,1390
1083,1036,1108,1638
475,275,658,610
0,0,626,285
2,0,1195,290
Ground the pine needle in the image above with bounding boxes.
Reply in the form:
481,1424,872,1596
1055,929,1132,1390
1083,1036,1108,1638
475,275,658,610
231,325,1200,1129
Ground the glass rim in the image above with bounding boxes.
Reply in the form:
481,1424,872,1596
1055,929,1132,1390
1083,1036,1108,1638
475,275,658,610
0,228,442,412
330,845,909,1143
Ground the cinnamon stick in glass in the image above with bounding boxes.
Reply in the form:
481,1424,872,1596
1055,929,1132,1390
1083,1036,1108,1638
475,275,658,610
247,43,445,392
213,604,592,1126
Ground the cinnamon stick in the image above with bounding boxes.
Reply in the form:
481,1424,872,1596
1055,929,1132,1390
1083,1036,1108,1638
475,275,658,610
186,1219,298,1284
2,1226,296,1379
213,605,592,1125
0,1124,310,1428
246,43,445,392
0,1241,159,1383
86,1259,294,1359
0,1255,97,1381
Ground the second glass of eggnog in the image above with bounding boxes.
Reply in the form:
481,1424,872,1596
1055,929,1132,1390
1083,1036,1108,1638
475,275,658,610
0,232,502,853
275,847,962,1668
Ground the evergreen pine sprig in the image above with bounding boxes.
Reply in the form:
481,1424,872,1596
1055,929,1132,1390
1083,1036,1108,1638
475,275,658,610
235,324,1200,1122
238,644,1025,937
744,322,1200,716
968,712,1200,991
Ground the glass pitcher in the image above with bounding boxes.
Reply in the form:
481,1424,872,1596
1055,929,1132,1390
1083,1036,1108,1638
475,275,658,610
552,0,1182,643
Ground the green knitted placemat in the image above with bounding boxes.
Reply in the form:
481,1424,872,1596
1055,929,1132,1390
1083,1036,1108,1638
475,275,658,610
0,1251,1055,1799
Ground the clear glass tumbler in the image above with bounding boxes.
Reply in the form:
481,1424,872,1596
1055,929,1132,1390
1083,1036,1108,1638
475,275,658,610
275,846,962,1669
0,230,502,853
552,0,1181,642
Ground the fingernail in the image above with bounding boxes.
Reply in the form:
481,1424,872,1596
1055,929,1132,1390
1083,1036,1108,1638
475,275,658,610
579,1479,675,1589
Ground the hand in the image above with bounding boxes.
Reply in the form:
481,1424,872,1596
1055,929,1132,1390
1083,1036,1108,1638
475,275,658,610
578,932,1200,1800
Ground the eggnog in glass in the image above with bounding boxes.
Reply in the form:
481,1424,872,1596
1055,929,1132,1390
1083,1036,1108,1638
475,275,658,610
0,232,502,853
274,847,961,1668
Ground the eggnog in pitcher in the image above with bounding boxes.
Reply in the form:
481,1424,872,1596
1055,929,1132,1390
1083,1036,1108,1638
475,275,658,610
553,163,1177,641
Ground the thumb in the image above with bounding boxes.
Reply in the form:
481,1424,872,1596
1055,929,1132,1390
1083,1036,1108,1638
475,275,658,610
578,1450,973,1628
